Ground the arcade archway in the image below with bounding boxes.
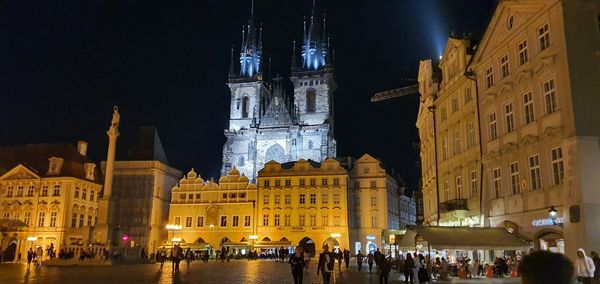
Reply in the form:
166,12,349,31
299,237,316,257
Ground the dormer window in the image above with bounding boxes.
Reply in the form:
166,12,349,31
84,163,96,180
47,157,64,175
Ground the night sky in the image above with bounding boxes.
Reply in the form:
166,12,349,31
0,0,495,194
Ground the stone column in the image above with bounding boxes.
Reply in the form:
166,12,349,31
103,125,119,198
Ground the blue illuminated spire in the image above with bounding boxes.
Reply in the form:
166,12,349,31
239,0,262,78
300,0,328,71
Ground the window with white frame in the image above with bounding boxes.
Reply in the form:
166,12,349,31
16,185,23,197
334,213,341,226
464,87,473,103
543,79,558,114
371,215,377,228
185,216,192,227
370,194,377,206
518,40,529,65
220,215,227,227
244,215,251,226
453,130,461,155
24,212,31,226
538,23,551,51
263,193,269,205
470,170,478,197
284,214,290,226
500,54,510,78
274,194,281,205
299,193,305,204
197,216,204,227
174,216,181,226
262,214,269,226
523,92,535,124
492,168,502,199
232,215,239,227
485,66,494,89
467,121,475,148
550,147,564,185
53,184,61,196
456,176,463,199
321,192,328,204
38,212,45,227
298,214,305,226
27,185,34,197
41,185,48,196
310,193,316,204
505,103,515,133
285,193,291,205
488,112,498,141
333,192,340,204
310,214,316,226
274,214,280,226
510,162,520,195
50,212,57,227
529,155,542,190
321,214,328,226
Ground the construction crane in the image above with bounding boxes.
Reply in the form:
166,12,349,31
370,84,420,103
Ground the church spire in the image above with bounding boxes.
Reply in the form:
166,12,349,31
239,0,262,79
299,0,328,71
229,45,235,79
291,40,297,72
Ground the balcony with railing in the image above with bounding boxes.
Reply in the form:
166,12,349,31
439,199,469,214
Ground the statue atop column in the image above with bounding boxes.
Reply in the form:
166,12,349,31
111,105,120,129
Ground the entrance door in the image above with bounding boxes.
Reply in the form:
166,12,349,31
2,241,17,262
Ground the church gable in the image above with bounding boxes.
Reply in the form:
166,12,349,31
0,164,41,181
472,1,549,65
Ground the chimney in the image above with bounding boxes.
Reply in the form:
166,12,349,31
77,140,88,156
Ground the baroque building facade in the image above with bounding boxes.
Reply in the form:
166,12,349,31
416,37,482,227
221,2,336,182
256,159,348,256
0,142,102,261
168,168,258,254
470,0,600,259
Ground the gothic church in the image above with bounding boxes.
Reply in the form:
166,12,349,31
221,1,336,181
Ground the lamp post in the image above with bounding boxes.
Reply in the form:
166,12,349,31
548,206,562,227
165,224,182,246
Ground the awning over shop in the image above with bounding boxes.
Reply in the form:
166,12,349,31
254,241,292,248
399,226,531,251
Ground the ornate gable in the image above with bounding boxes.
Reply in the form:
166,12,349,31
471,1,549,66
0,164,40,181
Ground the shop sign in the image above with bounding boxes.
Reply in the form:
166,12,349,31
532,217,564,227
291,226,305,232
366,235,376,240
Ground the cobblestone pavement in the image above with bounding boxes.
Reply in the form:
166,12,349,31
0,260,520,284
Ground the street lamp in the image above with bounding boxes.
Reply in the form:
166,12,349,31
165,224,182,245
548,206,562,227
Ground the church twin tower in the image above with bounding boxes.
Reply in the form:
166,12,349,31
221,1,337,181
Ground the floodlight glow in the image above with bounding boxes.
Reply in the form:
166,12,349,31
331,233,341,238
27,237,38,241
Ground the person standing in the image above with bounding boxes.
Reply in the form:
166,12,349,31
356,250,364,272
367,251,375,273
289,246,305,284
303,249,311,271
317,244,335,284
343,248,350,269
336,249,343,271
378,256,392,284
185,248,193,269
27,249,34,268
403,253,414,284
577,248,596,284
417,254,431,283
590,251,600,284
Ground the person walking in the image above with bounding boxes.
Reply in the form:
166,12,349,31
417,254,431,283
289,246,305,284
317,244,335,284
577,248,596,284
356,250,364,272
377,256,392,284
158,250,166,269
367,251,375,273
336,249,343,271
26,248,34,268
343,249,350,269
303,249,311,271
403,253,414,284
185,248,193,269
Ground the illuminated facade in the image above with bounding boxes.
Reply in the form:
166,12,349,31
469,0,600,259
0,142,102,261
256,159,349,256
345,154,403,254
168,168,258,252
222,1,336,182
416,37,482,227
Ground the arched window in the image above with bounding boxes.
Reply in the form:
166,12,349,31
242,96,249,118
239,156,245,166
306,89,316,113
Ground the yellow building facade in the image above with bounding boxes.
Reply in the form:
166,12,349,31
470,0,600,259
167,168,257,253
416,38,482,227
0,142,102,261
256,159,349,256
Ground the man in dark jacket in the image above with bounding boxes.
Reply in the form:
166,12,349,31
317,244,334,284
343,249,351,268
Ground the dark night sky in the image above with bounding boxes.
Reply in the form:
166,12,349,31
0,0,495,194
